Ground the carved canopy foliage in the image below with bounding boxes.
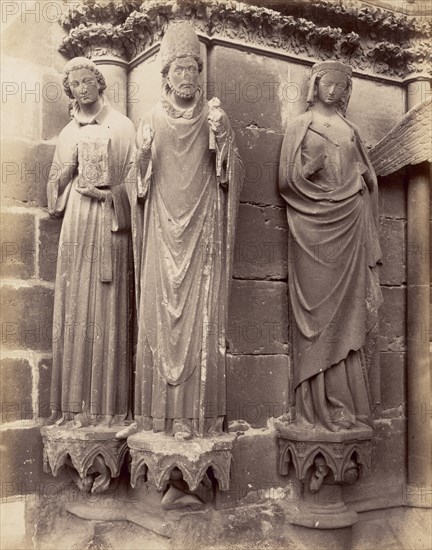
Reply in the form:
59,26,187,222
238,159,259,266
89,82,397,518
58,0,431,77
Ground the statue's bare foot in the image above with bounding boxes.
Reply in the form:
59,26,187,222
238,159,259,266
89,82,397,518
174,431,193,441
70,413,92,429
207,428,223,438
45,411,62,425
116,421,138,439
46,413,72,428
334,420,353,430
173,419,193,441
97,415,113,428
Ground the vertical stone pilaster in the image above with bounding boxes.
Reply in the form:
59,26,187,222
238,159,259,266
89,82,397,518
405,77,432,506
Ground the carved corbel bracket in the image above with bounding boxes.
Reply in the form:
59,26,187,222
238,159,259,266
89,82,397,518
275,420,373,528
127,431,235,493
41,426,128,494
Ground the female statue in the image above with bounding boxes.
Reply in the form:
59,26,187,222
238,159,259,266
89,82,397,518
279,61,382,431
47,57,135,428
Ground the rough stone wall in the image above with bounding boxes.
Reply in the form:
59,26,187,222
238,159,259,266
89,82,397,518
1,11,69,498
1,13,412,509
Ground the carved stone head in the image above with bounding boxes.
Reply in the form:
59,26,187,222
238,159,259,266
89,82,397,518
62,57,106,101
159,22,203,99
307,60,353,114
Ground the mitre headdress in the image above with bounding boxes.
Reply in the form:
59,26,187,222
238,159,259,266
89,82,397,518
160,21,201,73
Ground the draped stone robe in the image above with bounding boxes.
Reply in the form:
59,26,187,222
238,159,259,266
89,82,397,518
279,110,382,431
131,90,243,436
47,97,135,421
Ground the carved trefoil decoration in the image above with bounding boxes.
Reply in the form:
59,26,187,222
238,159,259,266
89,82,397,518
41,427,128,494
275,421,373,528
128,432,235,509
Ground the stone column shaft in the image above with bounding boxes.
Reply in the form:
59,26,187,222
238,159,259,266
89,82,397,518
406,79,432,503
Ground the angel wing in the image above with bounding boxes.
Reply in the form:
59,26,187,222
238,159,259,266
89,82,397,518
369,98,431,177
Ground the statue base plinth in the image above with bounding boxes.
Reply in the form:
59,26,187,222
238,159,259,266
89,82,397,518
41,425,128,494
275,419,373,529
128,431,236,495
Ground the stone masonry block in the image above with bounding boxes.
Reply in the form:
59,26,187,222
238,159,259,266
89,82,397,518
219,428,289,507
210,46,309,133
38,216,62,283
379,352,406,410
348,78,405,148
344,417,406,508
235,128,285,207
227,354,289,428
0,211,36,279
37,357,52,419
1,358,33,424
379,286,406,352
228,280,288,354
234,203,287,280
0,424,51,499
378,172,406,220
1,285,54,353
1,139,56,208
378,218,406,286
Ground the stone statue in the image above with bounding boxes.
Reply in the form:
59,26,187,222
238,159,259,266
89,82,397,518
46,57,135,428
121,22,243,440
279,60,382,432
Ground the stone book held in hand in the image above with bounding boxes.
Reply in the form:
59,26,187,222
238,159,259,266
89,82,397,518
78,138,111,188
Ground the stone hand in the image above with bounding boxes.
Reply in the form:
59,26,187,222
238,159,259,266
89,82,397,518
76,185,111,201
208,97,227,139
303,153,327,178
140,124,154,153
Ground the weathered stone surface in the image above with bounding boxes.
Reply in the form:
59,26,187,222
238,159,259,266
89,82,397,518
0,424,49,498
41,70,71,141
379,286,406,352
37,357,52,419
220,426,289,507
228,280,288,354
1,139,56,208
380,352,405,410
1,285,54,352
0,211,36,279
210,46,308,133
227,354,288,428
233,203,287,280
378,172,406,220
344,417,405,509
128,431,235,492
378,218,406,286
1,358,33,423
348,78,405,148
41,426,128,494
38,216,62,283
235,128,285,207
1,14,67,73
352,508,432,550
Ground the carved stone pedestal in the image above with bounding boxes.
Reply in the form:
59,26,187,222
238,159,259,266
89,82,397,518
128,432,236,509
41,426,128,494
275,420,372,529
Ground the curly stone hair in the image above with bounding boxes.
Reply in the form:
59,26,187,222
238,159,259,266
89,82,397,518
62,57,106,99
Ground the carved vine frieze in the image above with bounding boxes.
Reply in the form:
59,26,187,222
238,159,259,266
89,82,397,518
58,0,431,78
